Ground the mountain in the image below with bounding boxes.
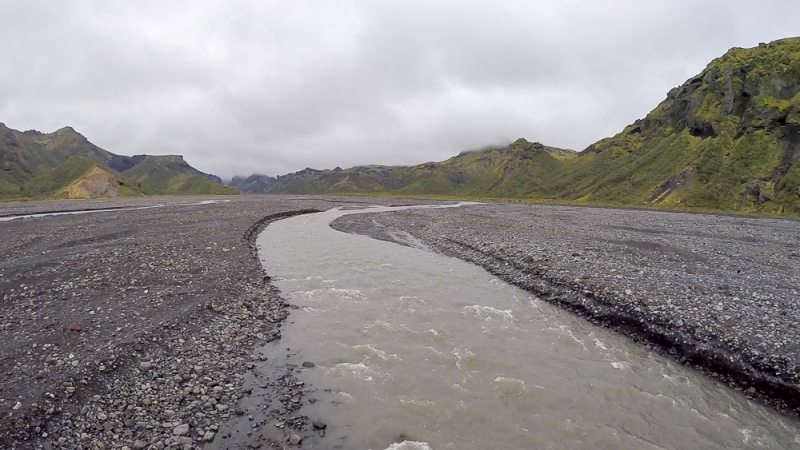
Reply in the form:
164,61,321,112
243,37,800,215
552,37,800,214
227,174,277,194
115,155,233,195
263,141,577,196
0,124,237,199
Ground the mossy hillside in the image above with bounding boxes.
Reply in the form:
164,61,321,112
265,140,577,196
121,156,238,195
228,174,278,194
8,156,150,200
0,124,236,200
260,38,800,216
22,156,98,197
569,38,800,213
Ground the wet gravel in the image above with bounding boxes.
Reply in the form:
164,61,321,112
331,202,800,415
0,195,429,450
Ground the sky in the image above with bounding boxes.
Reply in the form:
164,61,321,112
1,1,799,179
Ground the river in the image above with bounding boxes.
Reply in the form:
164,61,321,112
256,205,800,449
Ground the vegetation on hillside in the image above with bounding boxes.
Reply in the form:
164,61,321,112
0,124,237,200
256,37,800,216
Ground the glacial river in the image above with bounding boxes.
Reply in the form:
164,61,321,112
257,206,800,449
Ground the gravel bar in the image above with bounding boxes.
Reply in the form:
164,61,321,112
331,202,800,415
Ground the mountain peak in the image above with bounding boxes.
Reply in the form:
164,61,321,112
0,123,236,199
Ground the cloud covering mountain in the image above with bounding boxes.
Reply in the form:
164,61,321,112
1,1,799,178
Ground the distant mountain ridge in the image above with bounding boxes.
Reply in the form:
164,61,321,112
0,124,237,200
228,174,277,194
232,37,800,215
241,140,577,196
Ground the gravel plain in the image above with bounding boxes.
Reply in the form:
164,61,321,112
0,195,426,450
331,202,800,415
4,196,800,449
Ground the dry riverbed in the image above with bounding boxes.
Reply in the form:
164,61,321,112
331,202,800,416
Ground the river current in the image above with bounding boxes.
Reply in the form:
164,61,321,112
257,205,800,449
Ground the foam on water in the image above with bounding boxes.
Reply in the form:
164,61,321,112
325,362,379,382
383,441,433,450
296,288,366,302
462,305,515,322
494,377,529,396
611,361,632,371
352,344,400,361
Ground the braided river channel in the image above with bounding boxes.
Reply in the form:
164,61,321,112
257,206,800,449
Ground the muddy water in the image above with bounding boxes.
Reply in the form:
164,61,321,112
257,206,800,450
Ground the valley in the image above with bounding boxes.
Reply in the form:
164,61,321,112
1,196,798,449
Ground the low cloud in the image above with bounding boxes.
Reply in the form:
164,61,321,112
1,1,798,178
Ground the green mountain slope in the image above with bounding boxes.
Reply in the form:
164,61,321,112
554,37,800,213
120,155,237,195
0,124,236,200
228,174,278,193
265,141,577,196
258,37,800,215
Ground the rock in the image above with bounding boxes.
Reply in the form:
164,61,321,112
173,423,190,436
132,440,147,450
302,361,315,368
289,434,302,445
312,420,327,430
203,431,216,442
139,361,153,371
67,324,82,332
248,440,261,448
142,398,152,406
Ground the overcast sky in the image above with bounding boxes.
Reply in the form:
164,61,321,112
1,1,798,179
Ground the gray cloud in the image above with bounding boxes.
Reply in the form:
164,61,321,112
1,1,799,178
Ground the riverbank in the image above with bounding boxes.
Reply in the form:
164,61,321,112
0,195,433,449
331,202,800,414
4,196,798,448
